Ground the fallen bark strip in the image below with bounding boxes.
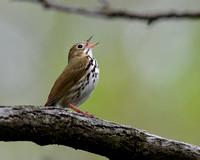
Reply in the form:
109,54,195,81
0,105,199,159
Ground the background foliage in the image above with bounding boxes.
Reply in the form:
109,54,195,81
0,0,200,159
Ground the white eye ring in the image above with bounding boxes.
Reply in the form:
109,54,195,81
77,44,84,49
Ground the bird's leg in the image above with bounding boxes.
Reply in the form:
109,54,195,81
67,103,95,117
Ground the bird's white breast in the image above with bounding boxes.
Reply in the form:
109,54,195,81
69,49,99,107
77,59,99,106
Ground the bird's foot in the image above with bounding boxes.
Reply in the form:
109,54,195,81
68,103,95,117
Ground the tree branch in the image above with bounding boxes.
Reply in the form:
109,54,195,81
0,105,199,159
13,0,200,23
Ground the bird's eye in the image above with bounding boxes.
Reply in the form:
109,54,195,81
77,44,83,49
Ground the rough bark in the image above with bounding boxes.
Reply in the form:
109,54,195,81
0,105,199,160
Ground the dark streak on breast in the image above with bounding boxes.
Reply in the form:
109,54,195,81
87,73,90,81
85,81,89,86
91,62,96,73
85,56,93,70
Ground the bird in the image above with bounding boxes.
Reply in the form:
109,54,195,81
44,36,99,117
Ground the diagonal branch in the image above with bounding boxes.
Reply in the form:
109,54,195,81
13,0,200,23
0,105,199,159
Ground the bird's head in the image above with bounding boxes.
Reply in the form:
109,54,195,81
68,36,99,62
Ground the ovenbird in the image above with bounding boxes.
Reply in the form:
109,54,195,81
44,36,99,117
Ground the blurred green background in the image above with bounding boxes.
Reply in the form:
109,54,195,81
0,0,200,159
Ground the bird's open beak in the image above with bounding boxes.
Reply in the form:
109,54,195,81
85,36,99,49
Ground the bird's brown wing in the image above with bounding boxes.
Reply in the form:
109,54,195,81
44,57,89,106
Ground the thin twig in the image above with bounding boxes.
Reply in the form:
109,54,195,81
13,0,200,23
